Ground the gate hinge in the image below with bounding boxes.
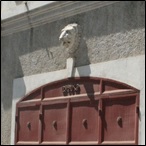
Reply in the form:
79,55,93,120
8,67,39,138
15,115,18,122
136,105,139,113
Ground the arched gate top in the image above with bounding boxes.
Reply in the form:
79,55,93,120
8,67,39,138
17,77,139,104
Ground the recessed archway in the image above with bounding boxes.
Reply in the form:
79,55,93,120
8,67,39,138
15,77,139,145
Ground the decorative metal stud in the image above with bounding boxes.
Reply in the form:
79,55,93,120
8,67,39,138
117,116,122,123
117,116,122,127
52,120,57,130
27,122,31,130
82,119,88,129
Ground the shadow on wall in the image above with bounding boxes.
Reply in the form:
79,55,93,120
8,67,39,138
73,36,95,100
65,1,145,66
7,1,145,66
1,34,26,110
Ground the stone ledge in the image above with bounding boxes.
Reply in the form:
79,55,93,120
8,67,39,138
1,1,55,20
1,1,119,36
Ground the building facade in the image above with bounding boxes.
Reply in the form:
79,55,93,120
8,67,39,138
1,1,145,145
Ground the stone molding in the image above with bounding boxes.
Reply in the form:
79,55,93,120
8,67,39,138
1,1,119,36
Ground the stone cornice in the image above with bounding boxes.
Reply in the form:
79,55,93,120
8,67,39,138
1,1,119,36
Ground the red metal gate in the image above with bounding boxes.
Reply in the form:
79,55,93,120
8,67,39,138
15,77,139,145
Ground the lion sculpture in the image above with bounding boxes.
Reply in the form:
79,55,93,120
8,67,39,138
59,23,81,57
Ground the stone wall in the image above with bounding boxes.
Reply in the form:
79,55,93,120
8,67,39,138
1,1,145,145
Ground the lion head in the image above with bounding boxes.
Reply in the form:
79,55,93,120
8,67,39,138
59,23,81,57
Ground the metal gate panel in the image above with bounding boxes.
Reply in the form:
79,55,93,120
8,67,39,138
16,105,40,144
102,95,137,144
42,102,67,143
70,99,99,143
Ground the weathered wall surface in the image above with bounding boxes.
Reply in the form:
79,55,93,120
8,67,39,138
1,35,24,145
2,1,145,76
1,1,145,145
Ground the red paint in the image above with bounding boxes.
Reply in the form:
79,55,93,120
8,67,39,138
15,77,139,145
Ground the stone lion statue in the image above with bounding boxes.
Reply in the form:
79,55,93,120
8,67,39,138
59,23,81,57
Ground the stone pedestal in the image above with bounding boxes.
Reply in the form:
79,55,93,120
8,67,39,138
66,58,75,77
